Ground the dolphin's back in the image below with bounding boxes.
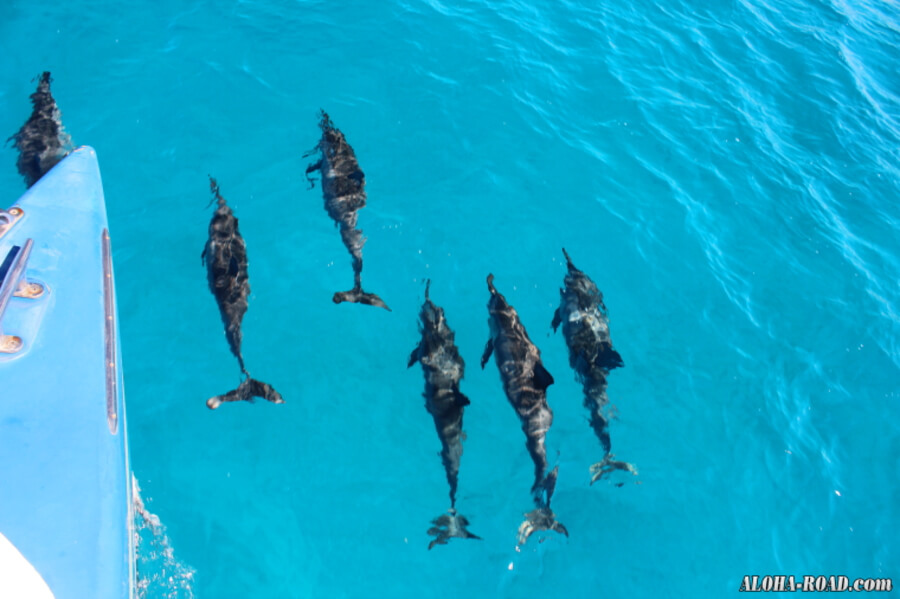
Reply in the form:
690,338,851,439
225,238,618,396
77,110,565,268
483,275,556,496
10,72,73,188
203,183,250,373
306,111,389,310
555,249,636,483
412,287,479,549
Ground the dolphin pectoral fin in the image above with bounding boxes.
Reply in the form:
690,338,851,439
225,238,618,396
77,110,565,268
427,512,480,549
532,362,554,390
551,307,561,332
455,391,471,407
407,343,421,368
301,144,319,159
480,338,494,369
304,160,321,189
589,454,638,484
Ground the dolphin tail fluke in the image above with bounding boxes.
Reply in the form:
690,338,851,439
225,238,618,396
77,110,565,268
521,467,567,543
517,505,568,546
426,510,480,550
332,287,391,311
589,454,638,484
206,376,285,410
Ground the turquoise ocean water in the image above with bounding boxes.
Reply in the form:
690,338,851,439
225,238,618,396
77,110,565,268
1,0,898,596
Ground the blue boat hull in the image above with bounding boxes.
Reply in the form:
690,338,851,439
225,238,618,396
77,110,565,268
0,147,134,598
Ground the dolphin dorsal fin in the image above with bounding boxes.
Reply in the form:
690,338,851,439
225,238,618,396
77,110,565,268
533,362,554,390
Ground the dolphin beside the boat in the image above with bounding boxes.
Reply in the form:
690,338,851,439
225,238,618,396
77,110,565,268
8,71,73,188
202,177,283,409
552,248,636,483
481,274,567,545
305,111,390,311
408,280,479,549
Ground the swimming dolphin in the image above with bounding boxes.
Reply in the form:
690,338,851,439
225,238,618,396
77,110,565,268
8,71,73,188
202,177,284,409
552,248,637,483
481,274,567,544
408,280,480,549
304,111,390,311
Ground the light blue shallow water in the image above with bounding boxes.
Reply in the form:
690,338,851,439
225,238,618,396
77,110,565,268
2,0,898,597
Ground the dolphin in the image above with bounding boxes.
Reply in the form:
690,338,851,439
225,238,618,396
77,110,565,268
552,248,636,483
202,177,284,409
481,274,567,544
304,111,390,311
408,280,480,549
8,71,73,188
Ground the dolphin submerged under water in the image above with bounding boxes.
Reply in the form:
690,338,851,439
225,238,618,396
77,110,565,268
408,280,480,549
202,177,284,409
8,71,73,188
305,111,390,311
552,248,637,484
481,274,567,545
